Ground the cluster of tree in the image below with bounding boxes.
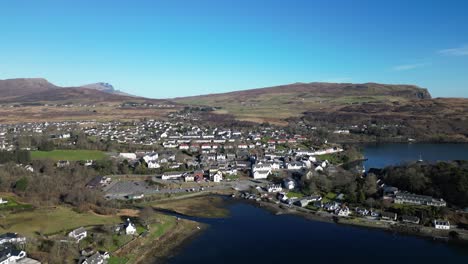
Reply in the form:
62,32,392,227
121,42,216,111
0,161,116,212
300,166,379,206
379,161,468,208
0,150,30,164
14,130,154,153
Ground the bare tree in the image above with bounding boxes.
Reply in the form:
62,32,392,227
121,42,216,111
364,173,378,197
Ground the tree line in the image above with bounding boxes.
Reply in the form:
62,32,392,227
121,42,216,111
378,161,468,208
0,150,31,164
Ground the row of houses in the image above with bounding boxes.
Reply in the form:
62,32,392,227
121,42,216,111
0,233,40,263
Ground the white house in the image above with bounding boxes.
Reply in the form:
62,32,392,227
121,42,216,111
321,161,328,168
314,165,324,172
68,227,87,242
211,171,223,183
161,171,185,180
179,144,190,150
283,178,296,190
253,170,270,179
143,152,159,163
183,175,195,182
238,144,248,149
0,233,26,245
287,162,304,170
253,163,272,173
147,160,161,169
267,184,282,193
311,147,344,156
0,247,26,263
298,159,310,169
216,154,226,161
124,219,137,235
434,220,450,230
270,161,282,170
336,206,350,217
57,160,70,168
81,251,110,264
201,145,211,150
24,165,34,172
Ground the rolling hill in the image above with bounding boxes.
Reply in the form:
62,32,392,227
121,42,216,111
0,78,466,142
0,78,179,123
0,78,157,104
173,82,433,124
173,82,467,141
0,78,59,99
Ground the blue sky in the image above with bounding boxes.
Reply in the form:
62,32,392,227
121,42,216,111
0,0,467,98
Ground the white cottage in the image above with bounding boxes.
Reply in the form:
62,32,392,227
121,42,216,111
124,219,137,235
434,220,450,230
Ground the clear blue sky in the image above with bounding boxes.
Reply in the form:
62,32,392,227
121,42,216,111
1,0,467,98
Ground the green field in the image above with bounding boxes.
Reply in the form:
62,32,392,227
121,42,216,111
0,197,33,211
31,149,107,161
316,153,344,164
153,196,229,218
0,206,121,236
287,191,305,198
108,256,129,264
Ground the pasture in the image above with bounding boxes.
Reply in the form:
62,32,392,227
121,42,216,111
31,149,107,161
0,206,121,237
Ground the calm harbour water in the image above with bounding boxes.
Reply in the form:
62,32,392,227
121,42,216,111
363,143,468,169
163,143,468,264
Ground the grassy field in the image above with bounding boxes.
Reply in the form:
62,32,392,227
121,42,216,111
0,105,179,124
121,213,201,264
148,214,177,240
0,206,121,237
31,149,107,161
109,257,129,264
0,197,33,211
287,191,305,198
152,196,229,218
316,153,345,165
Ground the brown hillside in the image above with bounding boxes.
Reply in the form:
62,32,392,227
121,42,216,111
0,78,58,98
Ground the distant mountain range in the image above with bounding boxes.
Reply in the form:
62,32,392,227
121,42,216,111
0,78,153,104
0,78,466,142
81,82,135,97
0,78,433,105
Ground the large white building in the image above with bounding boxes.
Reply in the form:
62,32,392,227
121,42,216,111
143,152,159,163
434,220,450,230
253,170,270,179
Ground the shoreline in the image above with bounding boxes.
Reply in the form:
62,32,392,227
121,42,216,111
249,198,468,243
128,193,468,263
131,219,206,264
